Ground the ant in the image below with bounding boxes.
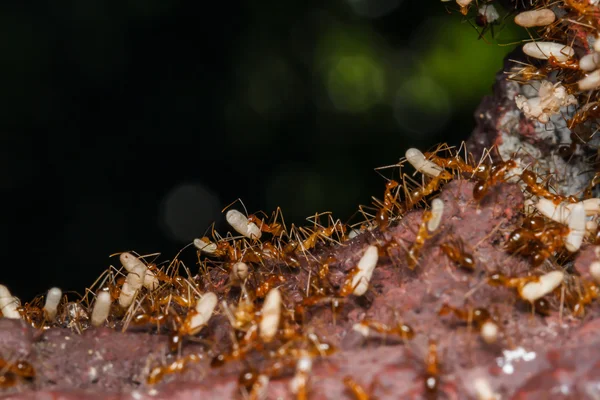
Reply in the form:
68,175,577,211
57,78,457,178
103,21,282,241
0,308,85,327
424,151,477,177
404,173,452,211
473,2,504,42
438,303,491,329
520,170,578,205
374,180,402,230
505,217,569,267
147,353,203,384
440,237,475,270
563,278,600,317
247,208,287,238
354,319,415,341
473,159,517,201
423,339,440,398
407,210,433,269
343,376,371,400
0,358,35,388
505,60,548,84
567,101,600,130
255,274,286,298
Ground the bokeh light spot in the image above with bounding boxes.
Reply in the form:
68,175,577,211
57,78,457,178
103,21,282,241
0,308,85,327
326,55,385,113
412,16,520,103
160,183,220,243
393,74,451,135
316,25,387,112
346,0,402,19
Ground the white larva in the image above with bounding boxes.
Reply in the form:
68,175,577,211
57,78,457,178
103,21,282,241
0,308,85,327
566,202,586,252
522,42,575,62
187,292,218,335
514,9,555,27
579,199,600,215
118,263,146,309
535,198,570,224
259,288,282,343
193,237,218,254
480,321,498,344
351,245,379,296
520,270,564,302
428,198,444,232
44,287,62,321
405,148,445,178
91,291,112,327
231,262,249,283
578,70,600,91
473,378,500,400
120,252,159,291
226,209,262,240
0,285,21,319
537,198,600,225
580,52,600,72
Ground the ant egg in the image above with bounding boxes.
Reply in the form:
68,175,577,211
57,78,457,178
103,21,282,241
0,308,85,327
514,9,555,27
193,237,218,254
566,202,585,252
0,284,21,319
226,209,262,240
91,291,112,327
473,377,499,400
120,252,159,291
259,288,281,343
520,270,564,302
188,292,218,335
118,263,146,309
351,245,379,296
580,53,600,72
578,70,600,91
347,229,361,240
43,287,62,321
428,199,444,232
405,148,445,177
480,321,498,344
522,42,575,62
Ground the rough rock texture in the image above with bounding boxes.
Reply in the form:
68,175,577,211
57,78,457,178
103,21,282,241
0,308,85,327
3,180,600,399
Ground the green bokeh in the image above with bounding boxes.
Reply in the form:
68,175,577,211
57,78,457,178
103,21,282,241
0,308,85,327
415,17,521,103
316,25,386,112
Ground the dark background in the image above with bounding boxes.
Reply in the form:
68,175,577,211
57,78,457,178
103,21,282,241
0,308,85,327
0,1,523,300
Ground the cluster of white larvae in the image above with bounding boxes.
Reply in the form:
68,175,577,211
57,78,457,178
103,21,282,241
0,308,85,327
407,146,597,255
516,9,600,119
441,1,599,122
